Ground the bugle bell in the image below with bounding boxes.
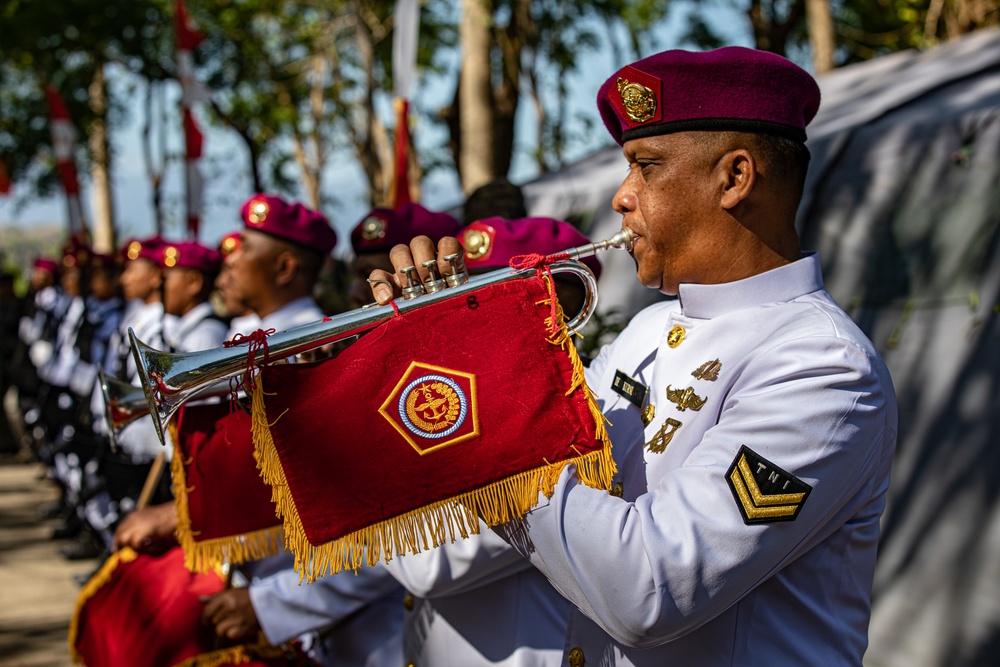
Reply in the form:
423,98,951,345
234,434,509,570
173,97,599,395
130,228,634,446
98,369,231,452
98,370,150,448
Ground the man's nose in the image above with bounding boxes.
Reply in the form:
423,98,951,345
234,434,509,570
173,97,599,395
613,182,637,214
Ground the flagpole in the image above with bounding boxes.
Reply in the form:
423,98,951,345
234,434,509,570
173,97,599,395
45,85,89,241
392,0,420,208
175,0,209,240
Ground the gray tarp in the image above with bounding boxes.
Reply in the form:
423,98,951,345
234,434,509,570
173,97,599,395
522,28,1000,666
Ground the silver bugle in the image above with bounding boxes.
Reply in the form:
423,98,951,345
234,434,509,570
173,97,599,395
130,228,634,446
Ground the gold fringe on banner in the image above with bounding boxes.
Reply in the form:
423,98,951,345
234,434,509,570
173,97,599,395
169,425,284,574
68,547,139,664
250,287,616,583
170,634,294,667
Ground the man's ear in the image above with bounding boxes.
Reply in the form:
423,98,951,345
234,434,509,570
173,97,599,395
719,148,757,210
185,270,205,300
273,250,300,287
150,269,163,291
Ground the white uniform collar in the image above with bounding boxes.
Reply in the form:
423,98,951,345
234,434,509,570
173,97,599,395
176,301,215,331
259,296,323,332
677,252,824,320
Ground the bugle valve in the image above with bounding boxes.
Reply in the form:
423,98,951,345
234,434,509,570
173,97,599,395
130,228,634,446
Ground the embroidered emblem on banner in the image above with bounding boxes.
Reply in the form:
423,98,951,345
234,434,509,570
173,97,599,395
692,359,722,381
666,385,706,412
726,446,811,525
612,370,648,409
380,362,479,455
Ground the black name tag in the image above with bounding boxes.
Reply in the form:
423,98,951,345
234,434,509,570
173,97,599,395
612,370,648,409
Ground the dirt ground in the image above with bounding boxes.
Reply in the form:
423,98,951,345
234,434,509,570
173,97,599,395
0,456,101,667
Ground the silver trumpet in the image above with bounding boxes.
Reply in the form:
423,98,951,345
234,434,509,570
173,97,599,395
130,228,634,446
98,370,149,448
97,369,230,451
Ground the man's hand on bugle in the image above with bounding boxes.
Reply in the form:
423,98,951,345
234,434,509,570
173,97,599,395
368,235,464,305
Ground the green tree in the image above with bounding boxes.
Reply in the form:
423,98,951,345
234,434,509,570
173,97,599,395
0,0,172,248
683,0,999,67
449,0,669,194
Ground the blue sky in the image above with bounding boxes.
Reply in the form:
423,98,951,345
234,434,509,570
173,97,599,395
0,0,751,256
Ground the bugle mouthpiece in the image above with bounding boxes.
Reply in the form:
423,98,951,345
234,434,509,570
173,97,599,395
564,227,634,261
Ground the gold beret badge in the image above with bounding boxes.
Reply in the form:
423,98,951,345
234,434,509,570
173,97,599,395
463,228,491,260
617,77,656,124
247,198,270,225
360,216,387,241
163,246,179,268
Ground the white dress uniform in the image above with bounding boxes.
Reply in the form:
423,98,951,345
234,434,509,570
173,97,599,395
162,301,229,354
243,296,405,667
113,302,178,463
504,254,898,666
383,525,570,666
121,301,174,384
226,313,262,340
257,295,325,332
40,295,85,387
248,562,404,667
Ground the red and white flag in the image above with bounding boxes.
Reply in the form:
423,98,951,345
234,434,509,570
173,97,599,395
175,0,210,239
44,86,87,236
0,156,11,196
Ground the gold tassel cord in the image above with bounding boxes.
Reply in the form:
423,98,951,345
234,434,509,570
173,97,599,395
169,636,293,667
68,547,139,664
250,279,616,582
170,423,284,573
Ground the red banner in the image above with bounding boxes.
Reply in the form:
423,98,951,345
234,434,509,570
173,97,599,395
251,274,614,581
0,157,11,195
70,546,292,667
171,402,284,573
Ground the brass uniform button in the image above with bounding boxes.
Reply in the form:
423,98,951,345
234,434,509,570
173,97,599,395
666,325,685,348
568,646,585,666
403,593,414,611
610,482,624,498
641,403,655,426
407,663,416,667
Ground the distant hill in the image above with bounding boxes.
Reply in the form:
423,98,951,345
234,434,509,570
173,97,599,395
0,223,65,275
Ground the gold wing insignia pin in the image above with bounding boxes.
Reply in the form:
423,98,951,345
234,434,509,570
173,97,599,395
665,385,706,412
692,359,722,381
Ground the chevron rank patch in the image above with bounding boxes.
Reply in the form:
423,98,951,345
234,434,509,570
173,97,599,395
726,446,811,525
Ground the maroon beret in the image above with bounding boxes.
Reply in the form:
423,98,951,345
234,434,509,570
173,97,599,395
33,258,60,275
155,241,222,273
90,252,120,271
61,236,92,269
121,235,166,263
598,46,821,145
241,194,337,255
351,202,462,254
460,217,602,280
